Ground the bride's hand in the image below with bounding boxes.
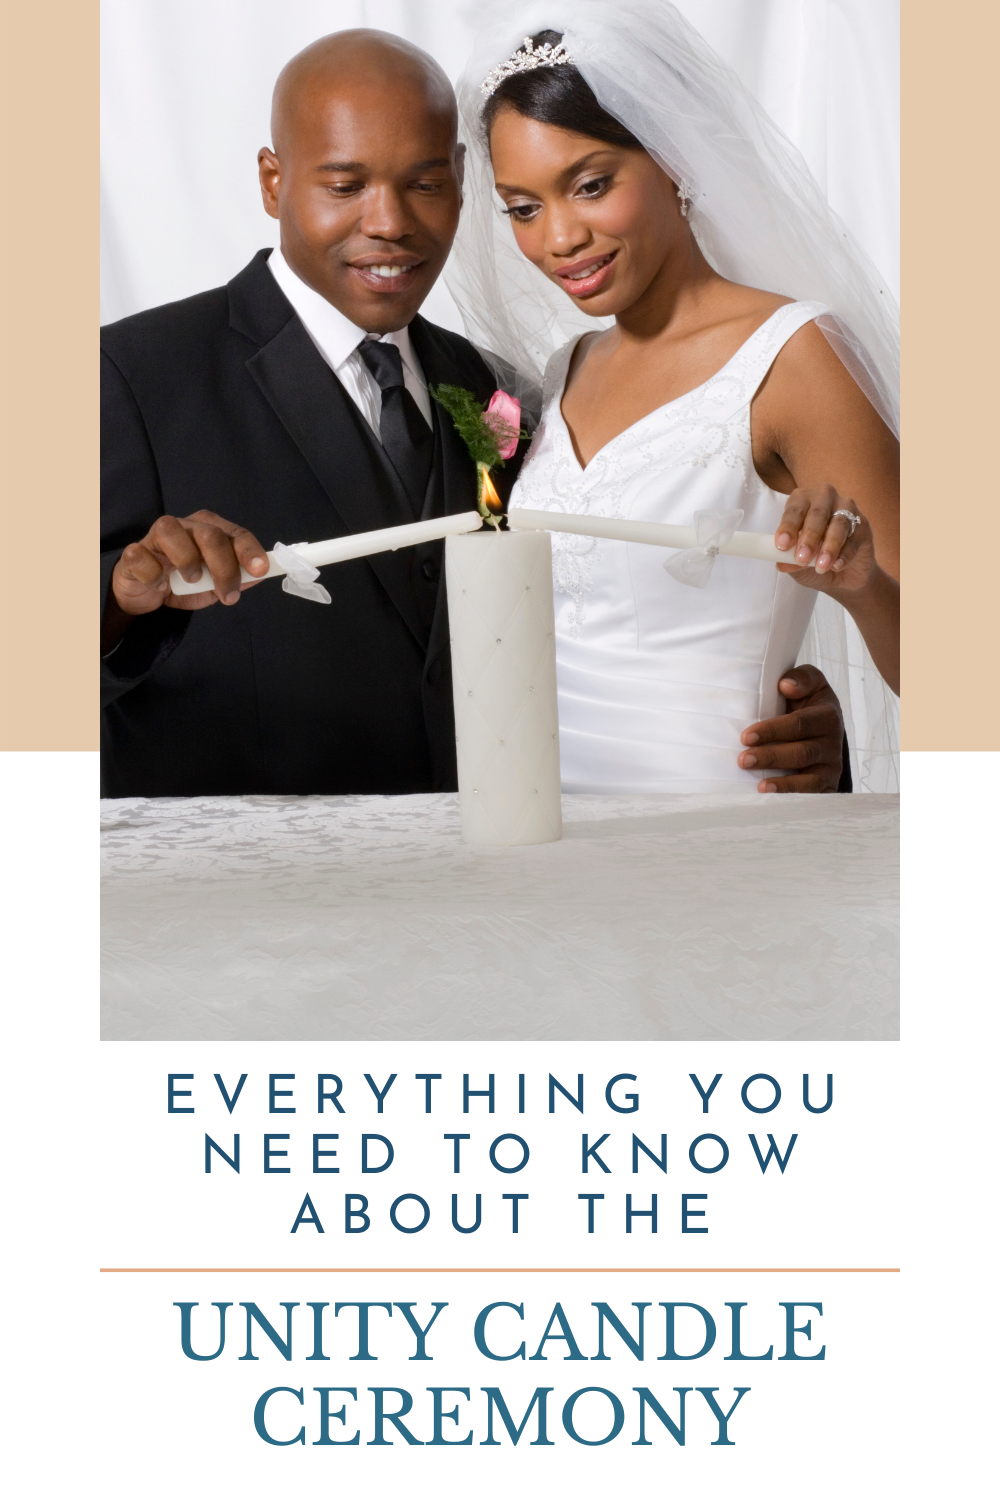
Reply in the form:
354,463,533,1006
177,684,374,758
774,485,876,594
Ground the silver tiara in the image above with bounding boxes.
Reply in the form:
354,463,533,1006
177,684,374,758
480,36,575,99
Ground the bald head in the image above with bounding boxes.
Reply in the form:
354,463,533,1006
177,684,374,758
258,28,464,334
271,29,457,160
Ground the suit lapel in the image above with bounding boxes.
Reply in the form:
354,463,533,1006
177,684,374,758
409,316,482,518
246,316,413,533
230,255,429,647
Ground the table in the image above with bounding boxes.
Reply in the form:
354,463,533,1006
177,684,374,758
101,792,898,1042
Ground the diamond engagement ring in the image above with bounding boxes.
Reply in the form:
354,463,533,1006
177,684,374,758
832,509,860,536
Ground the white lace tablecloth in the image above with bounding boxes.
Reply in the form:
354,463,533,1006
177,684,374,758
101,792,898,1041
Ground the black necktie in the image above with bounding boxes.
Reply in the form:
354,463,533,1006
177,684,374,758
358,338,434,517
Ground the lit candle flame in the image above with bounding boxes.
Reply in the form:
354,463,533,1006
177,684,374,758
480,467,503,515
479,468,503,528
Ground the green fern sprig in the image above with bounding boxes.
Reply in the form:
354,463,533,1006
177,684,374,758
429,383,507,468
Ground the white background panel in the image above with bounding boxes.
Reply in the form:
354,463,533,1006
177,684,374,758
100,0,899,330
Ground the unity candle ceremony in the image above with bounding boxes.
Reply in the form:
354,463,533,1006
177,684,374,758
167,481,827,847
99,4,900,1061
165,491,797,846
162,467,847,844
169,504,790,604
102,5,897,821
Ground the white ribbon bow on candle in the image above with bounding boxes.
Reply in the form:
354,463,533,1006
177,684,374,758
663,508,745,589
272,541,332,605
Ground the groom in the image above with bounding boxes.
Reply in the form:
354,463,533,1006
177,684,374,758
101,29,850,797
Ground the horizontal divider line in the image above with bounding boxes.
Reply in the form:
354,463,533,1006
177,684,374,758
100,1266,900,1274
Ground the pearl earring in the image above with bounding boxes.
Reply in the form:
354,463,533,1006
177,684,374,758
677,180,692,217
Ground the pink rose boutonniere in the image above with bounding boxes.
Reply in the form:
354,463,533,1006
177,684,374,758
483,389,522,460
429,383,527,528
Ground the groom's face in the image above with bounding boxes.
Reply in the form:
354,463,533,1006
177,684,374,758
260,65,463,334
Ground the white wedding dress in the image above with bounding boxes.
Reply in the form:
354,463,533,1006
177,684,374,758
511,300,826,793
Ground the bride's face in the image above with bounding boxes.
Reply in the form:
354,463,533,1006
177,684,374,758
489,109,684,315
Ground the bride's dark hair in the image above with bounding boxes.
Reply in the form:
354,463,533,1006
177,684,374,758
482,30,642,151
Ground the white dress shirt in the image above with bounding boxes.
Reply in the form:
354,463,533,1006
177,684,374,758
267,247,432,437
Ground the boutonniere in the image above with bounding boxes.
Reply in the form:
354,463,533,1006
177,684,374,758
430,385,526,529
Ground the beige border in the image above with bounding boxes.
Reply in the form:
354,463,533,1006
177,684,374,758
1,3,974,751
0,0,96,748
901,0,996,747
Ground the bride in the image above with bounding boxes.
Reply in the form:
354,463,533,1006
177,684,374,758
449,4,900,794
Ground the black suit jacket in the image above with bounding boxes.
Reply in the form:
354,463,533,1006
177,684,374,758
101,249,526,797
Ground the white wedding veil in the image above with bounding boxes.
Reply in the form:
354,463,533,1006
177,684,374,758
447,0,900,792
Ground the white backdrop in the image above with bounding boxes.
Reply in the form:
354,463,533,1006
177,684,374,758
100,0,899,330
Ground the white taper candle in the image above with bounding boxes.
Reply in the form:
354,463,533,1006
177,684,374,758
445,530,562,847
508,506,788,562
168,510,483,596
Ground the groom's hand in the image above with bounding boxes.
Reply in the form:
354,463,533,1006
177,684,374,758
737,665,845,793
102,511,269,655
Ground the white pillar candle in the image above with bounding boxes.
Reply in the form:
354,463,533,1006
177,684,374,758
508,506,788,562
445,530,562,847
168,510,483,596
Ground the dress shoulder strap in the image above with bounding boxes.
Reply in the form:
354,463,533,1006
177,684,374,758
732,300,830,399
541,335,586,411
